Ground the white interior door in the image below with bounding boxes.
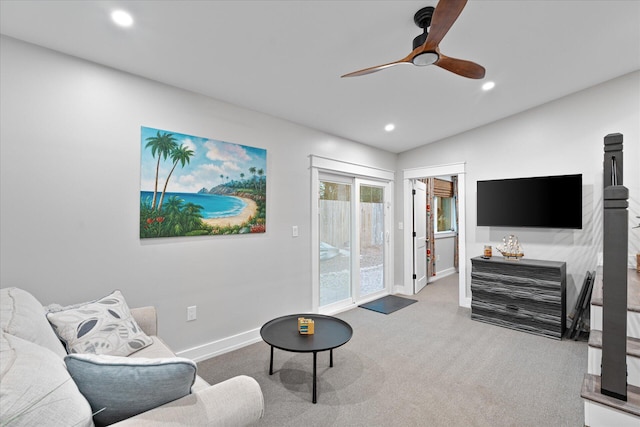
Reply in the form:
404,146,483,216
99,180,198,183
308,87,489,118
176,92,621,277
413,180,427,293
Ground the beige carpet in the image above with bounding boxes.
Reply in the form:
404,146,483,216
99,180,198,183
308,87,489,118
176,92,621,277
198,274,587,426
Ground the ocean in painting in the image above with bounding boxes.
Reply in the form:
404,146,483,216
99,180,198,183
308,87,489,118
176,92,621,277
140,191,246,219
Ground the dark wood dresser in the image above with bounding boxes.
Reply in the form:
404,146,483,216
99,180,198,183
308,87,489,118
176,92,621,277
471,256,566,339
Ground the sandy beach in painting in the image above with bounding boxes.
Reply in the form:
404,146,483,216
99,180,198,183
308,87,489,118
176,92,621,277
202,197,258,227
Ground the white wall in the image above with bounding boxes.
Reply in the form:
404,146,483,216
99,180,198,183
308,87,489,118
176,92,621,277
0,36,397,357
395,70,640,309
433,235,456,278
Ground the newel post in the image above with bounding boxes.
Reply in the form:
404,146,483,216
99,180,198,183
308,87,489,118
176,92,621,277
601,132,628,401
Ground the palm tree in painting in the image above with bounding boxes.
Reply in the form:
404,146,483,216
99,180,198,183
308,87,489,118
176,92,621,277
163,195,185,215
157,144,195,212
145,131,178,210
182,202,204,231
162,195,185,234
249,167,257,190
257,168,264,193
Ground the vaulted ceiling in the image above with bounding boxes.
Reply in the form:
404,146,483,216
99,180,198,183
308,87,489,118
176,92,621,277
1,1,639,153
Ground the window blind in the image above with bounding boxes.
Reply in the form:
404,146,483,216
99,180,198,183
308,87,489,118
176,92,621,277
434,178,453,198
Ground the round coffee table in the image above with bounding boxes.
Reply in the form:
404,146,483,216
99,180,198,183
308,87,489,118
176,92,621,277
260,314,353,403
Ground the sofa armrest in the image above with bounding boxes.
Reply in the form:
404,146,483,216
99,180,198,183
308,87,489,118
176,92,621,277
130,306,157,337
111,375,264,426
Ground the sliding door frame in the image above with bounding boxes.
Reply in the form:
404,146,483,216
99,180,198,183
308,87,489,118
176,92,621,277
311,155,394,314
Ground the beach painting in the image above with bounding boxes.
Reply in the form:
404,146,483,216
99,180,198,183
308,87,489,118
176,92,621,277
140,126,266,238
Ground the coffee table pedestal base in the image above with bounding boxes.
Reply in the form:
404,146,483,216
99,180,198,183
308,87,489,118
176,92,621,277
268,346,334,404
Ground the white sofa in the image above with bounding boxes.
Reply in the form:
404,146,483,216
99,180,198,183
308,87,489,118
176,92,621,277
0,287,264,426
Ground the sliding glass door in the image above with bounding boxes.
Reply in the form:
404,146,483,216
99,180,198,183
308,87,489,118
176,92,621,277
359,181,385,298
319,176,352,307
318,173,389,312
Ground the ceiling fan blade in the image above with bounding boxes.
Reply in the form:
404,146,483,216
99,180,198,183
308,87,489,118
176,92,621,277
435,54,486,79
422,0,468,51
341,58,412,78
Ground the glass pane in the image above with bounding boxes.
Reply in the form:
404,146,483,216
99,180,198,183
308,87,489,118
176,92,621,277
436,196,452,232
360,186,383,203
319,181,351,306
360,184,384,296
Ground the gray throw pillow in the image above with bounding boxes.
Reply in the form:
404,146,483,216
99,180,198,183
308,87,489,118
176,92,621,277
46,290,152,356
65,353,197,426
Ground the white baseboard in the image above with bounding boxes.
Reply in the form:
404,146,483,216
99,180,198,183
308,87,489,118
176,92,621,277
428,267,457,282
178,284,471,362
175,328,262,362
394,284,411,295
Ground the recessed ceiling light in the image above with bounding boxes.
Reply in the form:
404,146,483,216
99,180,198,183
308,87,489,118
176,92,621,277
384,123,395,132
482,81,495,91
111,10,133,27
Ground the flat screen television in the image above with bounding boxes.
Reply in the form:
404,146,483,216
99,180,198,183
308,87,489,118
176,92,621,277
477,174,582,229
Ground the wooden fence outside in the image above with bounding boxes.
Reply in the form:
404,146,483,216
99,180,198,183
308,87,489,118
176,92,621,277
319,200,384,249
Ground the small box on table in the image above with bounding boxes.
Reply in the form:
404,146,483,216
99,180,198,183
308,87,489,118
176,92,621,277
298,317,314,334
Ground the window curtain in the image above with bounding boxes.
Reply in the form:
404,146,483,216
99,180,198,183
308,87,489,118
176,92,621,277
424,178,436,278
452,176,459,270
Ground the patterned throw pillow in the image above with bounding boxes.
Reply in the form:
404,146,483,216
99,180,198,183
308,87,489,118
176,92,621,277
65,353,196,426
46,290,152,356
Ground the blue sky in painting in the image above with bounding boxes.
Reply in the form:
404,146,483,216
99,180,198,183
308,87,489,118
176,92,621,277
140,126,267,193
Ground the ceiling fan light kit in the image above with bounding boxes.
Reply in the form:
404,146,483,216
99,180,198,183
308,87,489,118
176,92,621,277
341,0,485,79
413,52,439,66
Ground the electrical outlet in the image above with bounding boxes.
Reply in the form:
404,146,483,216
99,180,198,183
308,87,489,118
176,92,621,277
292,225,299,237
187,306,197,321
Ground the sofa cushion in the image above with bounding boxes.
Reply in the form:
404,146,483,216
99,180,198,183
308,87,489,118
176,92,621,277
127,336,210,393
127,336,175,359
0,330,94,427
46,290,152,356
65,353,196,426
0,287,67,358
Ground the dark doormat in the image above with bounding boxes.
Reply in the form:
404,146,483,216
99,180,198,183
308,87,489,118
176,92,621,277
359,295,418,315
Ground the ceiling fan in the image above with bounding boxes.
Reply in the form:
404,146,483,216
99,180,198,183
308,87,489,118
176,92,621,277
341,0,485,79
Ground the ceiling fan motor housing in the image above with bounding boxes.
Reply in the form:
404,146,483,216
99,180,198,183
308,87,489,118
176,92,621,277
412,6,435,50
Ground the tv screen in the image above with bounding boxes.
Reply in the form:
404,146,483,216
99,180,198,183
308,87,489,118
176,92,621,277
477,174,582,229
